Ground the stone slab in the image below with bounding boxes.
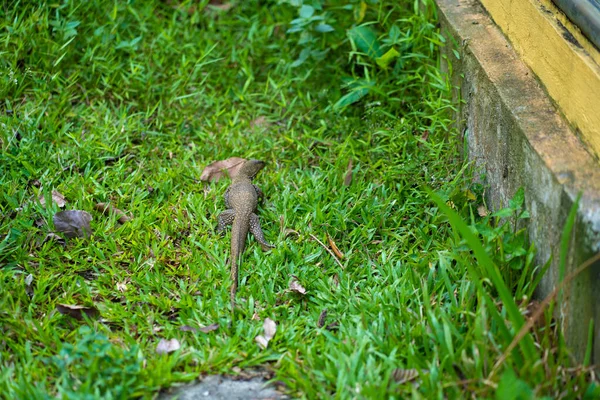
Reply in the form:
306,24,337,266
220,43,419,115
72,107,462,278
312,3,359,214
159,375,289,400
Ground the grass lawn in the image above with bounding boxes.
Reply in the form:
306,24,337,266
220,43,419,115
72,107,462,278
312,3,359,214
0,0,596,398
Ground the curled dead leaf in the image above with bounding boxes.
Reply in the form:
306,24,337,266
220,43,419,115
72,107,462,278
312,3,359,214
250,116,270,128
94,202,132,223
284,228,299,238
25,273,34,297
477,205,489,217
343,159,353,186
38,232,66,247
317,309,327,328
325,322,339,331
53,210,92,239
327,234,344,259
56,303,99,320
200,157,247,182
207,0,234,12
255,317,276,349
289,277,307,295
39,190,66,208
116,282,127,293
391,368,421,384
156,338,181,354
199,323,219,333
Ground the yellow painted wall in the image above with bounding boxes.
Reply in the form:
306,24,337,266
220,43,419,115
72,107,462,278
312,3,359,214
479,0,600,159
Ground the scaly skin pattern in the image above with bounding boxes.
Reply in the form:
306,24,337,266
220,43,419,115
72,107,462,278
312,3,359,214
217,159,273,310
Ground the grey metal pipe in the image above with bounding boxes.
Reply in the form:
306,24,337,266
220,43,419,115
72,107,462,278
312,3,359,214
552,0,600,50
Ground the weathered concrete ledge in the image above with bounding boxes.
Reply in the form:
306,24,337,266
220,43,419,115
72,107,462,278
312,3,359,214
435,0,600,363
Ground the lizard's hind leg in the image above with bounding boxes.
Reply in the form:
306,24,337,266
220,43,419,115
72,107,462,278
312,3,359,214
249,213,274,251
216,210,235,235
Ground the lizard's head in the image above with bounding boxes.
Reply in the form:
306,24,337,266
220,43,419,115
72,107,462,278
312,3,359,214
238,159,266,179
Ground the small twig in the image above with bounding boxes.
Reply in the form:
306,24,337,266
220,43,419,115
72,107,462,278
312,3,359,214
489,252,600,379
309,233,345,270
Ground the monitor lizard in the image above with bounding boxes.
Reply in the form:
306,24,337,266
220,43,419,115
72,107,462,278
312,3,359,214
217,159,273,310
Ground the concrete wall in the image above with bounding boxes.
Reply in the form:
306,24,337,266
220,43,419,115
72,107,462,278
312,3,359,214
435,0,600,363
478,0,600,158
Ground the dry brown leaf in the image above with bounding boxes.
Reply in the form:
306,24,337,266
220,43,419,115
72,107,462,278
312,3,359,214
179,325,198,333
317,309,327,328
94,202,132,223
418,130,430,147
392,368,420,384
343,159,353,186
284,228,299,238
200,157,247,182
289,277,307,295
53,210,92,238
208,0,234,12
250,116,270,128
56,303,99,320
199,323,219,333
39,232,65,247
39,190,66,208
255,317,277,349
327,234,344,259
325,322,339,331
477,205,489,217
156,338,181,354
25,274,34,297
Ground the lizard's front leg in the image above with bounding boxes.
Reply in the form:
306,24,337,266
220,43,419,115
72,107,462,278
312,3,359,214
216,209,235,235
249,213,274,251
253,184,264,202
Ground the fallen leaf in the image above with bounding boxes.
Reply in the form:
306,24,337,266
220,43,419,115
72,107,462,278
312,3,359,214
289,277,307,295
327,234,344,259
38,232,65,247
391,368,420,384
156,338,181,354
255,335,269,349
284,228,299,238
94,202,132,223
263,318,276,340
318,309,327,328
56,303,99,320
200,157,247,182
25,274,34,297
53,210,92,238
343,159,353,186
208,0,234,11
39,190,67,208
255,317,277,349
199,323,219,333
477,205,489,217
326,322,339,331
250,116,270,128
179,325,198,333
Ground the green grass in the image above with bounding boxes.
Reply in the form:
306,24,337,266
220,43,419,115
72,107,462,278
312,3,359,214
0,0,596,398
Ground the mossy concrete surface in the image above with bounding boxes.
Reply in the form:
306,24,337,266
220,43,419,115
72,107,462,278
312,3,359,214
435,0,600,363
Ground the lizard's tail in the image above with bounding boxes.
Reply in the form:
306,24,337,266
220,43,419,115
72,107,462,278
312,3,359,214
230,216,250,310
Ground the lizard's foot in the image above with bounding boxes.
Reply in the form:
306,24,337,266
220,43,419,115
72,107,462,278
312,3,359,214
260,242,275,252
217,210,235,235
